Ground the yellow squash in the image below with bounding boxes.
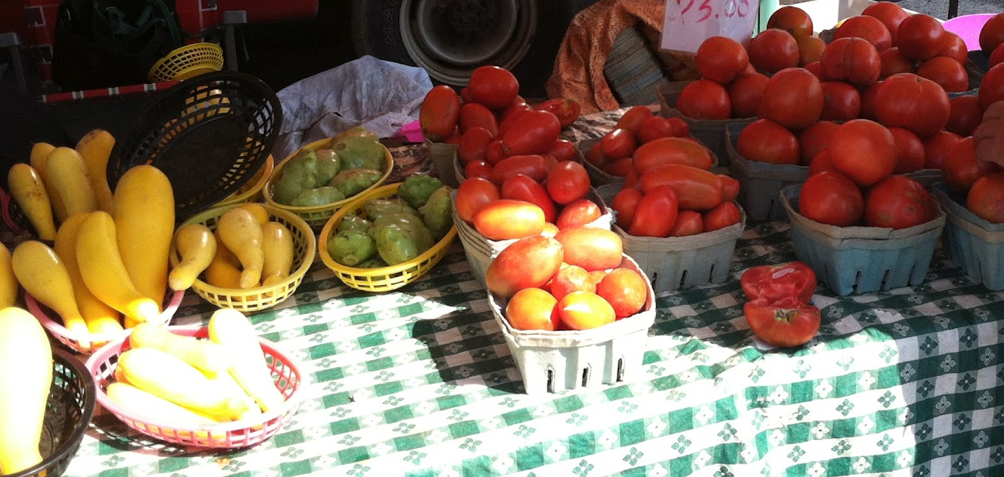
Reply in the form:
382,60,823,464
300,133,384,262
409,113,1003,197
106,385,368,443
216,208,264,289
29,142,55,182
45,146,97,223
105,382,230,440
169,224,217,291
238,203,270,227
75,129,116,213
204,238,243,289
53,213,123,335
129,323,230,379
76,211,160,325
208,309,286,413
11,240,88,335
261,221,294,287
0,243,19,309
7,163,57,241
0,307,52,475
114,165,174,308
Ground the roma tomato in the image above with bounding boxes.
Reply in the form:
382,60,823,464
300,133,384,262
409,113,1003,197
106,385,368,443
635,116,677,144
741,261,817,304
505,288,558,331
465,160,493,180
639,164,724,211
534,98,581,128
549,265,595,302
501,174,557,223
556,291,615,330
633,137,714,171
455,177,500,223
748,29,800,74
702,202,741,232
486,235,564,297
669,210,703,236
458,127,495,164
737,118,800,165
616,106,654,136
979,13,1004,53
875,73,950,138
498,103,532,138
834,15,892,51
889,127,927,174
799,121,839,166
744,299,821,348
601,128,637,160
546,161,591,205
862,1,909,43
604,157,634,177
676,79,732,120
472,199,546,240
545,139,577,163
458,103,498,136
696,36,750,84
829,119,897,187
485,139,507,165
719,175,740,203
917,56,969,93
798,170,864,226
946,96,985,137
896,14,947,61
941,137,1000,194
820,81,862,122
969,172,1004,223
419,85,461,141
501,110,560,156
864,175,937,229
556,198,602,229
767,6,814,38
554,227,624,272
596,267,649,319
466,65,519,110
759,67,824,129
728,72,769,118
628,185,679,237
490,154,553,186
820,37,882,87
611,188,643,230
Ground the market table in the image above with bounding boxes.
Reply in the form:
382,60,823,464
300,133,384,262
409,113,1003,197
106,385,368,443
57,218,1004,477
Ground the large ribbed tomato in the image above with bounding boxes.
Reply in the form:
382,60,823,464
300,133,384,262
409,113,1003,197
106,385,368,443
819,37,881,87
874,73,950,138
758,67,824,129
864,175,937,229
828,119,897,187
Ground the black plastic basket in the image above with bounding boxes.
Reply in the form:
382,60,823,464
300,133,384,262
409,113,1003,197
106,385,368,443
107,71,282,220
10,348,96,477
0,187,37,238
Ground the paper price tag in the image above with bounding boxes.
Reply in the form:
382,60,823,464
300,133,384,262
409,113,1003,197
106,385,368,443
660,0,760,54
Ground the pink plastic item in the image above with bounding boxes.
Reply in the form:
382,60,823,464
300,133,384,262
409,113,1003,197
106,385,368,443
943,14,996,52
395,120,425,143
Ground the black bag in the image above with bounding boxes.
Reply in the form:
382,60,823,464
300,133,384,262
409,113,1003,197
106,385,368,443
51,0,185,90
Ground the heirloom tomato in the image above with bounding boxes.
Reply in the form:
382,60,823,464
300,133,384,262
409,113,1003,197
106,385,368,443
696,36,750,84
896,14,946,61
596,267,648,319
941,138,1000,194
766,6,814,39
798,171,864,227
968,172,1004,223
864,175,937,229
820,81,862,122
889,127,927,174
938,33,969,65
741,261,817,304
744,299,821,348
829,119,897,187
946,96,984,137
879,47,914,79
980,63,1004,110
819,37,881,87
917,56,969,93
676,80,732,120
862,2,909,43
874,73,950,138
979,13,1004,53
923,130,963,169
808,150,837,176
796,35,826,67
748,29,800,74
728,72,769,118
758,67,824,129
798,121,839,166
505,288,558,331
737,119,799,165
834,15,892,51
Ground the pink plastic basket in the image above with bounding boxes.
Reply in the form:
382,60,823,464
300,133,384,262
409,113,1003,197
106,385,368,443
26,289,185,355
84,325,303,448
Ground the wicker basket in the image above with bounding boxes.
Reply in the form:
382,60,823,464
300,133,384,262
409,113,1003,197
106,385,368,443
319,183,458,293
85,326,303,448
264,138,394,229
172,204,316,312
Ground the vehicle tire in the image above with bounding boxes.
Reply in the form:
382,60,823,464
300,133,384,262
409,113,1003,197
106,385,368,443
351,0,599,98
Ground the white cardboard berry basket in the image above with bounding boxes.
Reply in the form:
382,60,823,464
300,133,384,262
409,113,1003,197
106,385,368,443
487,254,656,395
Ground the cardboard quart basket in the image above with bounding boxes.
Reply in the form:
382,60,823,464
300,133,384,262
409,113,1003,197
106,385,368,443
425,139,460,188
452,188,613,286
575,138,627,188
487,254,656,395
725,123,810,223
931,182,1004,291
780,184,946,296
657,82,757,166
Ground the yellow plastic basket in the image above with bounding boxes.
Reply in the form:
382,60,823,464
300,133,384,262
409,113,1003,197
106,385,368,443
264,138,395,229
216,155,274,207
148,42,225,82
171,203,316,312
319,183,458,293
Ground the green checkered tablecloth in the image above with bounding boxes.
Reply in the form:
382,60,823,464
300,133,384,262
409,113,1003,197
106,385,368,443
60,221,1004,477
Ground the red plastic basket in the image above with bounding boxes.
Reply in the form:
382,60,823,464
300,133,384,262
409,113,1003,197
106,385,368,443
84,325,303,448
26,289,185,355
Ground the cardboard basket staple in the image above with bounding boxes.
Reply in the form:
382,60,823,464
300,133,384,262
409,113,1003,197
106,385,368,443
931,182,1004,291
452,188,613,285
488,254,656,395
780,184,946,296
425,139,461,188
657,82,757,166
725,123,810,223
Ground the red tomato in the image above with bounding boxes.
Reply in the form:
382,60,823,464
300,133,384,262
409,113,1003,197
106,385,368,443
486,235,564,297
938,33,970,65
979,13,1004,53
458,127,495,165
820,37,881,87
942,137,1001,194
604,157,634,177
766,6,814,38
635,116,676,144
628,185,679,237
534,98,581,128
546,161,590,205
473,199,546,240
737,118,800,165
829,119,897,187
555,198,602,229
758,67,824,129
465,160,493,180
458,103,498,137
419,85,461,142
946,96,985,137
556,291,615,330
467,65,519,110
804,61,823,79
596,267,648,319
799,121,839,166
665,117,690,137
874,73,950,138
640,164,724,211
454,177,500,223
545,139,577,163
748,29,800,74
719,175,741,203
676,80,732,120
696,36,750,84
498,104,532,138
991,43,1004,69
859,80,884,120
728,72,770,118
917,56,969,93
741,261,817,304
896,14,947,61
980,63,1004,110
549,265,595,302
501,110,560,156
862,2,909,43
834,15,893,51
490,154,553,186
798,170,865,226
702,202,741,232
600,128,636,160
586,142,607,169
633,137,714,172
808,149,835,175
505,288,558,331
820,81,862,121
501,174,557,223
864,175,937,229
485,139,507,165
796,35,827,67
553,227,624,272
923,130,963,169
879,47,916,79
969,172,1004,223
611,188,643,230
669,210,703,236
889,127,927,174
616,106,654,136
744,300,821,348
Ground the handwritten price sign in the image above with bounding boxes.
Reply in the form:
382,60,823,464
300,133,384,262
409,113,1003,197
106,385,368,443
660,0,759,54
